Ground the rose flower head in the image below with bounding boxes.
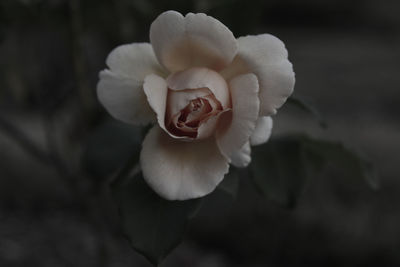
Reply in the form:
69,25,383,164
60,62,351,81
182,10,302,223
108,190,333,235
97,11,295,200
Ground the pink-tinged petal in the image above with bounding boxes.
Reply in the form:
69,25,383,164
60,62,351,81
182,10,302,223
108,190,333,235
230,142,251,168
143,74,193,140
143,74,168,130
221,34,295,116
150,11,237,73
166,67,230,109
106,43,166,81
216,73,260,162
196,110,228,140
140,126,230,200
167,88,211,118
97,70,155,125
250,116,273,146
167,90,224,140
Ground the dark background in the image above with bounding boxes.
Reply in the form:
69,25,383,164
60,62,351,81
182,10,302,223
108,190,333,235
0,0,399,266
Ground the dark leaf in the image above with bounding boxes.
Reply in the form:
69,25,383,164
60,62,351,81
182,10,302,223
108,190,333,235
287,96,328,128
303,137,379,190
251,134,378,207
217,167,240,198
112,172,201,266
251,136,309,208
83,120,143,179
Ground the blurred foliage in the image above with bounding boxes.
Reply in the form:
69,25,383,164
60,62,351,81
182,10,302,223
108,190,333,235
0,4,4,43
83,119,143,179
0,0,370,112
0,0,383,266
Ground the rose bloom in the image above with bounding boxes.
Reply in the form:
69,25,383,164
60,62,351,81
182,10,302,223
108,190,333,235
97,11,295,200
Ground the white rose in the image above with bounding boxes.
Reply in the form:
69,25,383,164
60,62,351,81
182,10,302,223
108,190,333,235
97,11,295,200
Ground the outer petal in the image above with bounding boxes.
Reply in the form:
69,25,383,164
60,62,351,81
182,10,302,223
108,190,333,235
221,34,295,116
150,11,237,72
143,74,168,131
106,43,166,80
216,73,260,162
140,126,230,200
250,116,273,146
230,142,251,168
166,67,230,109
97,70,154,125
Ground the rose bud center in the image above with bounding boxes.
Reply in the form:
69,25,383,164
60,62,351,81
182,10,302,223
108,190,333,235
165,67,231,140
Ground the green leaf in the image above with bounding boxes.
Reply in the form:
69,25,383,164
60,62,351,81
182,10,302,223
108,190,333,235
303,137,379,190
287,96,328,128
217,167,240,198
250,134,378,207
251,136,309,208
83,120,143,179
112,172,201,266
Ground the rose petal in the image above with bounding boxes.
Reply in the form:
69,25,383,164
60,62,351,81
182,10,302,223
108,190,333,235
184,98,212,124
97,70,155,125
221,34,295,116
142,74,169,130
140,126,230,200
216,73,260,162
166,67,230,109
197,110,228,140
230,142,251,168
106,43,166,81
250,116,273,146
150,11,237,72
167,88,211,118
